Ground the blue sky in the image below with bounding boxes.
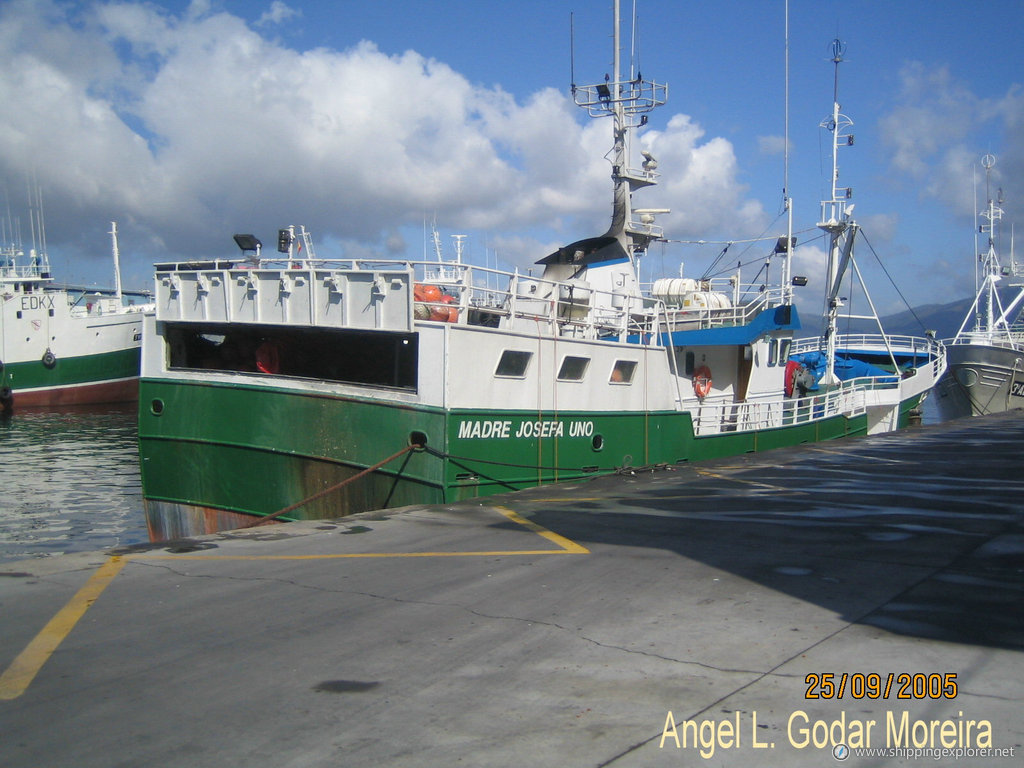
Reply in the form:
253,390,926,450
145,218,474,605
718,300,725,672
1,0,1021,319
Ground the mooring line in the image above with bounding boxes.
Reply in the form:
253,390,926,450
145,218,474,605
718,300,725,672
243,444,420,527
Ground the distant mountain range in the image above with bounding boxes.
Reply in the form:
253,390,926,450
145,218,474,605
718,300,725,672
875,297,975,339
797,291,1018,341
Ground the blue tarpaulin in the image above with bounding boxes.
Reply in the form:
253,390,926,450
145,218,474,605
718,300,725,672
790,350,898,389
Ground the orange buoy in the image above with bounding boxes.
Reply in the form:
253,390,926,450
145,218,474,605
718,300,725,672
415,283,447,321
414,284,442,302
255,340,281,374
431,293,458,322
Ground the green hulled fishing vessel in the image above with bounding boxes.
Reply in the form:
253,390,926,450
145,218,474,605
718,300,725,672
137,5,944,538
2,220,151,412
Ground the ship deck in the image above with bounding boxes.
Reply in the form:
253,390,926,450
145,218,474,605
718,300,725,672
2,411,1022,766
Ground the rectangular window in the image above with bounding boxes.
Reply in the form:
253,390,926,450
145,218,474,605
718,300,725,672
557,355,590,381
165,322,418,390
610,360,637,384
779,338,792,361
495,350,532,378
768,339,778,366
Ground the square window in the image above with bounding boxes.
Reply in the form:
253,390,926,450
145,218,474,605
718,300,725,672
557,355,589,381
495,350,532,377
610,360,637,384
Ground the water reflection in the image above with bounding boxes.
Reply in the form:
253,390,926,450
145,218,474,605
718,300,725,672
0,404,148,563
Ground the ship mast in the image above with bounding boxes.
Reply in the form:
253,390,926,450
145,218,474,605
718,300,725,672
781,0,794,304
815,40,902,385
817,39,857,387
952,155,1024,342
982,155,1000,336
571,0,667,270
977,155,1023,337
110,221,123,300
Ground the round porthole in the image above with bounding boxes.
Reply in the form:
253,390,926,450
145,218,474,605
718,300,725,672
151,399,164,415
955,368,979,387
591,434,604,451
409,430,428,449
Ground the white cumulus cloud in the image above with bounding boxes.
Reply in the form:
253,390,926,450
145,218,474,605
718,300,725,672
0,0,780,287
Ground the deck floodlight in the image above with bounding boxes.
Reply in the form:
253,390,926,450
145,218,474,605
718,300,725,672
775,236,797,253
791,275,808,286
233,234,262,256
277,229,293,254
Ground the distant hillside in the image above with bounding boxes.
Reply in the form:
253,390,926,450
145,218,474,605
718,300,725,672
796,291,1019,341
875,298,975,339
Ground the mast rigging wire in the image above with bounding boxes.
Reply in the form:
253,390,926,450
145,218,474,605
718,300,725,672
857,229,928,333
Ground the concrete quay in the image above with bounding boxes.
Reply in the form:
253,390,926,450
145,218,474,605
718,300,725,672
2,411,1023,767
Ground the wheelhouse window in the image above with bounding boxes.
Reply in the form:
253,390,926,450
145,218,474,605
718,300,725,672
557,356,590,381
768,339,779,366
165,322,418,390
495,350,532,378
779,338,792,361
610,360,637,384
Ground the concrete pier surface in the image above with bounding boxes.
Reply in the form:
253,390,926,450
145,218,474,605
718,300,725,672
2,411,1022,767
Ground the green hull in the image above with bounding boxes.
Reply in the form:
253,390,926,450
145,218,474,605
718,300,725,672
2,347,141,406
138,379,923,537
9,347,140,385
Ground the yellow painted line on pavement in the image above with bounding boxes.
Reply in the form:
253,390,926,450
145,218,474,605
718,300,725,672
137,505,589,560
808,447,906,464
513,497,606,502
0,556,126,701
494,506,590,553
139,550,578,561
693,467,801,492
0,508,586,699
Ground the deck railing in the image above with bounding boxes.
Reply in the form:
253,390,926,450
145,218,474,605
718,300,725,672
154,256,784,346
945,333,1024,351
791,333,938,355
791,334,946,381
410,260,784,342
691,380,870,436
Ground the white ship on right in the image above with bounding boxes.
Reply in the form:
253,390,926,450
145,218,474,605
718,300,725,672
935,155,1024,419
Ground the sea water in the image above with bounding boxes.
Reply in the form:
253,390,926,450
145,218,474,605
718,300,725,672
0,404,149,563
